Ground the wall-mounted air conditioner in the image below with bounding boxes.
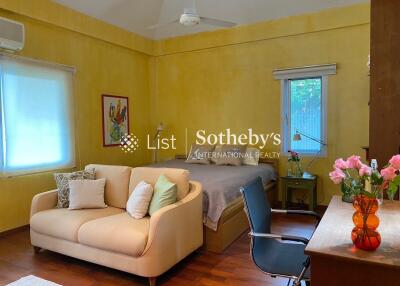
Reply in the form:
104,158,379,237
0,17,24,51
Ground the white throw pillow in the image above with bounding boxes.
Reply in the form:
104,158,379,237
68,178,107,210
126,181,154,219
243,147,260,166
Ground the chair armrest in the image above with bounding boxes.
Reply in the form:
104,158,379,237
142,181,203,256
250,231,309,244
30,189,58,218
272,209,321,222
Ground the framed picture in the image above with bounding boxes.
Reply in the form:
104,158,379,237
101,94,129,147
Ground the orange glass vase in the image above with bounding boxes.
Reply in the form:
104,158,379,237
351,195,381,251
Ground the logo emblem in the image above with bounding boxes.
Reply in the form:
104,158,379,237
120,133,139,153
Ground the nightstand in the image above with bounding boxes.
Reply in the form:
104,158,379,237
281,175,318,211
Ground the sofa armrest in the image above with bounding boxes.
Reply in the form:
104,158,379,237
30,189,58,218
142,181,203,257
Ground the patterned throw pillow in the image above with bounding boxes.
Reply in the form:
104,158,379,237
54,169,96,208
185,144,215,164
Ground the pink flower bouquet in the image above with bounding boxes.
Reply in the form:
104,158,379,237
329,155,400,200
288,150,300,162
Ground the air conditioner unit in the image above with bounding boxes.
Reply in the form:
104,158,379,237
0,17,24,52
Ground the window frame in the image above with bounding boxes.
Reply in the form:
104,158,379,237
274,64,336,157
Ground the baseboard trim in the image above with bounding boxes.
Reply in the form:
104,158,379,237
0,225,29,238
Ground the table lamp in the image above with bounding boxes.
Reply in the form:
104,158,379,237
293,129,327,177
152,122,164,163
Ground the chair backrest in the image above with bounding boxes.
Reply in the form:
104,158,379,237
240,176,271,234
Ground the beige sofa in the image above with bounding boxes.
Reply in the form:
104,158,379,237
30,164,203,286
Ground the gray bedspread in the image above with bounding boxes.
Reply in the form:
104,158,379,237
150,159,276,230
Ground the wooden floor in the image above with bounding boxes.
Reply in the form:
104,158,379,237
0,214,316,286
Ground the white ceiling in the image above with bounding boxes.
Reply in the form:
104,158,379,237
52,0,369,40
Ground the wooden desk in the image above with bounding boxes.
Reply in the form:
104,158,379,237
305,196,400,286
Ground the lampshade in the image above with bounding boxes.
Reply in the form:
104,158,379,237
293,133,302,141
157,122,164,132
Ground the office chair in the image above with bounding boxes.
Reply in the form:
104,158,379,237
240,177,321,286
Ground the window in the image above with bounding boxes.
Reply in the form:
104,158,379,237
273,64,336,155
0,55,75,176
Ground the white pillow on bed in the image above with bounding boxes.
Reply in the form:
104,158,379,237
243,147,260,166
211,145,222,164
214,145,247,166
126,181,154,219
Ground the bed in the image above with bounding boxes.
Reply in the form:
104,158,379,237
149,156,278,253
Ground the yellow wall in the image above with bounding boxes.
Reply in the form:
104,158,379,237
0,1,370,232
0,0,155,55
153,3,371,205
0,4,154,232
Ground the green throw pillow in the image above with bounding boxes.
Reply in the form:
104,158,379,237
148,174,177,216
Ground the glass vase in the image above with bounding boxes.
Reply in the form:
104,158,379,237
341,183,353,203
288,161,303,177
287,161,293,176
373,185,384,205
292,161,303,177
351,195,381,251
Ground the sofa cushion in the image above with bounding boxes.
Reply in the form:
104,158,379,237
129,167,190,201
30,207,123,242
85,164,132,209
78,213,150,257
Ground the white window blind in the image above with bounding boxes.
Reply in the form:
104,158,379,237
0,56,75,176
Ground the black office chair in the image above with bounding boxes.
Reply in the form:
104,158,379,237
240,177,321,286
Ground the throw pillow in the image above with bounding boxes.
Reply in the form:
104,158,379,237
126,181,154,219
214,144,247,166
185,144,215,164
210,145,222,164
54,169,96,208
243,147,261,166
68,178,107,210
148,174,177,216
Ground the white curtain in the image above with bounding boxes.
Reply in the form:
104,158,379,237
0,56,75,175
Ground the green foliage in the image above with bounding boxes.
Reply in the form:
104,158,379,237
371,171,384,186
388,176,400,200
288,157,300,162
341,182,352,194
290,78,322,151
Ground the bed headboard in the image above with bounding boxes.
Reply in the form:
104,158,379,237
175,154,187,160
174,154,279,175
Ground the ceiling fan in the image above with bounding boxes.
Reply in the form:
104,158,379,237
147,0,237,30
